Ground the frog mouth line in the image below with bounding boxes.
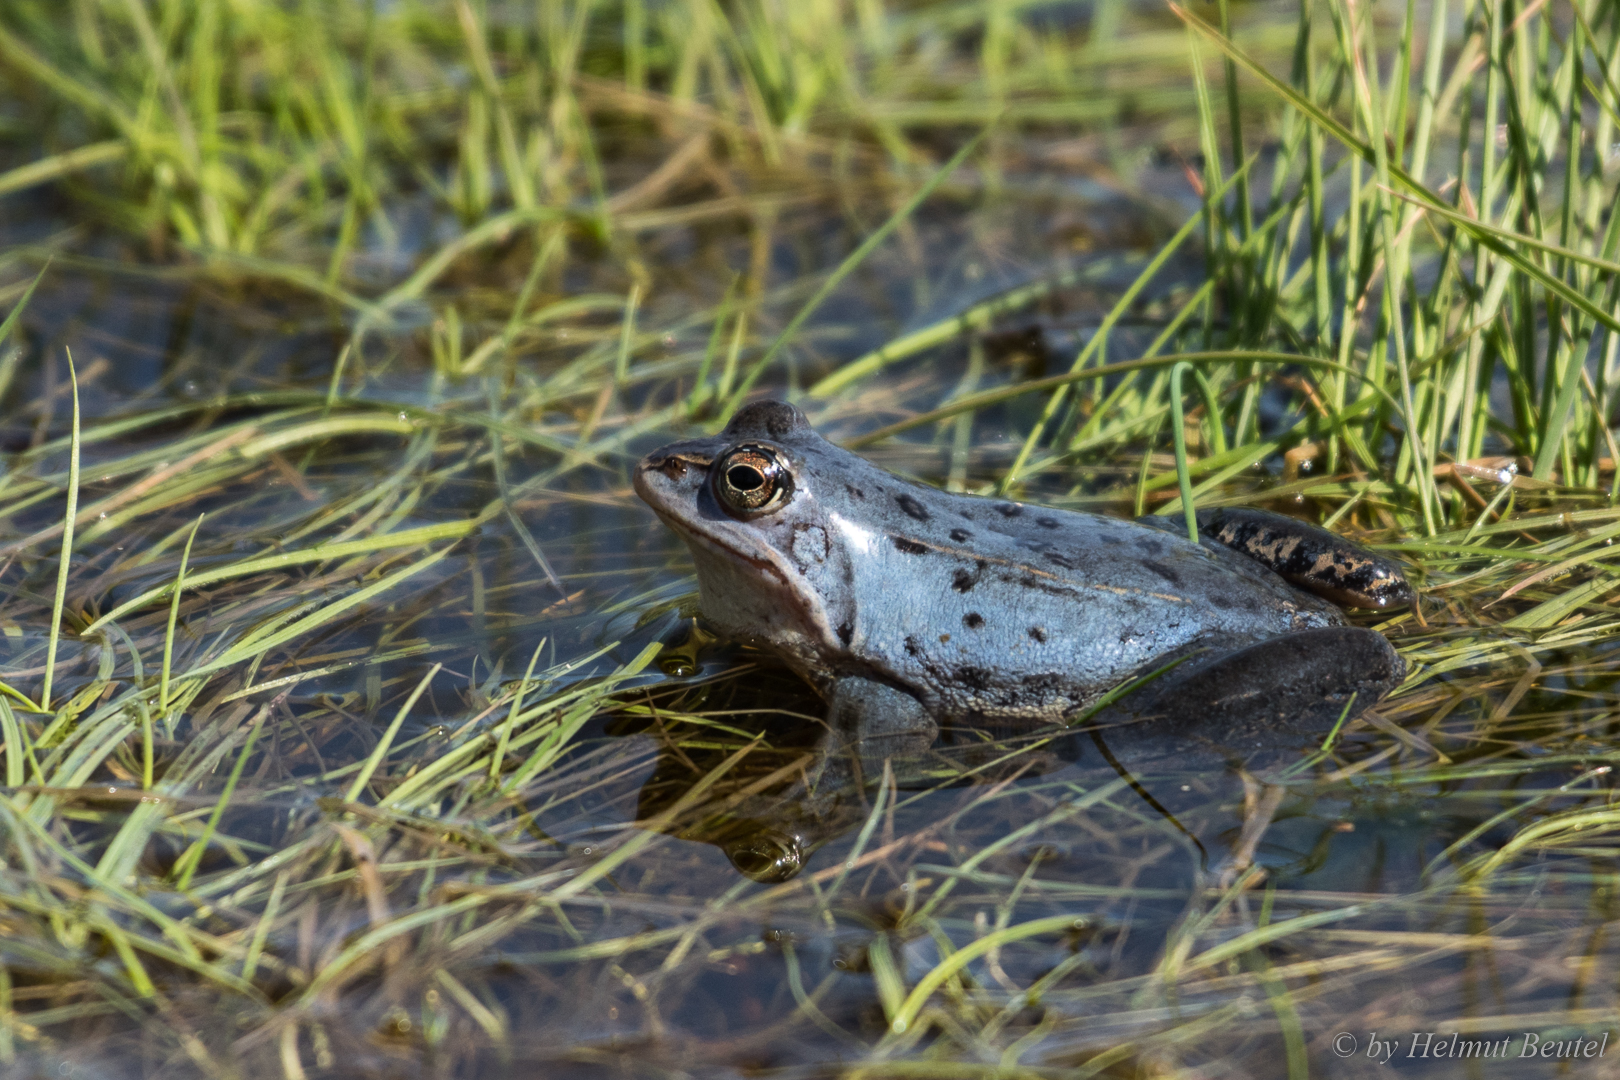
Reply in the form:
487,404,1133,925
643,502,783,580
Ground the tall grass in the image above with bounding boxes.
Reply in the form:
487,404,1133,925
813,0,1620,540
0,0,1618,1077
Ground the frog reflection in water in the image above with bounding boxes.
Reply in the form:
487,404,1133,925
633,402,1412,880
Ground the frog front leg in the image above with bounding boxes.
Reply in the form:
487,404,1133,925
717,678,935,881
1138,507,1415,610
817,676,939,790
749,677,935,831
1088,626,1406,765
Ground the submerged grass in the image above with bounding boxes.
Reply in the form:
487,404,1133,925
0,0,1618,1076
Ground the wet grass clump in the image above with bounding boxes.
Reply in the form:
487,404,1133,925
0,0,1618,1076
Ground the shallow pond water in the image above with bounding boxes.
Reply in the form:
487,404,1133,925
3,132,1619,1080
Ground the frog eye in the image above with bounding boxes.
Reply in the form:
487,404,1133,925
712,445,794,518
723,829,804,882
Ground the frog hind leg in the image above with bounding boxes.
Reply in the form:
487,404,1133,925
1137,507,1416,610
1089,626,1405,765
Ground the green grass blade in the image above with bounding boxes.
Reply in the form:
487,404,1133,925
185,544,456,682
160,515,203,716
490,639,546,782
0,264,47,345
0,697,33,788
1168,362,1200,542
886,914,1086,1035
1174,2,1620,343
345,662,442,803
39,351,81,712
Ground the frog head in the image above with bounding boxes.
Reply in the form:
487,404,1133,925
634,402,862,682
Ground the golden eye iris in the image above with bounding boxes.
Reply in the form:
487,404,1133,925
713,445,792,518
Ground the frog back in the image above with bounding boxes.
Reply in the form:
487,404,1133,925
827,479,1346,722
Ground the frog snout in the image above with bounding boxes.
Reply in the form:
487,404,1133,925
633,448,710,508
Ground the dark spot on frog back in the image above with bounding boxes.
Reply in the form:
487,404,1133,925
1141,559,1183,587
1036,517,1060,529
950,528,972,542
997,503,1024,518
891,536,929,555
846,484,866,500
951,560,986,592
1028,626,1048,643
837,621,854,646
895,493,931,522
963,612,984,629
1045,551,1078,570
